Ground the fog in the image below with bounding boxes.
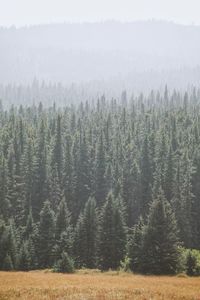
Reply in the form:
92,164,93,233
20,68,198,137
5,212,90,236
0,21,200,93
1,0,200,26
0,1,200,101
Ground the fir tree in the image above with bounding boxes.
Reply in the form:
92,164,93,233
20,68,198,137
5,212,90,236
128,217,144,273
3,254,14,271
74,197,98,268
54,251,75,273
32,120,47,220
17,242,30,271
51,114,63,181
140,135,152,217
38,201,55,268
98,192,127,270
141,189,180,274
95,133,107,207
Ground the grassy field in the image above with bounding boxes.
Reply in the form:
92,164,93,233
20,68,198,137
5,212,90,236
0,270,200,300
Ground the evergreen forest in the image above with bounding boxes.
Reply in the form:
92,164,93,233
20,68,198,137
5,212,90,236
0,86,200,274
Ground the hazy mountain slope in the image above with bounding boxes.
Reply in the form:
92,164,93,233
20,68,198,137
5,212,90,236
0,21,200,85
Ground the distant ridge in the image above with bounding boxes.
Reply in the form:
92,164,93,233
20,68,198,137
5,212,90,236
0,21,199,85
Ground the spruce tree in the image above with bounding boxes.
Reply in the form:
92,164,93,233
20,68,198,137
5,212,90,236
51,114,63,181
0,156,10,218
38,201,55,268
32,119,47,221
0,220,9,269
191,149,200,248
49,166,62,212
98,192,127,270
54,199,73,260
73,131,91,216
27,236,38,270
141,189,180,274
63,135,73,213
20,139,34,216
55,199,71,240
95,133,107,207
54,251,75,273
74,197,98,268
128,217,144,273
3,254,14,271
140,135,152,217
17,242,30,271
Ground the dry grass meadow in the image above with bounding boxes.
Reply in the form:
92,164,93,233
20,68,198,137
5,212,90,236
0,270,200,300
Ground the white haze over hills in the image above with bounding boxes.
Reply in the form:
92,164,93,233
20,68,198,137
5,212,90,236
1,0,200,27
0,21,200,100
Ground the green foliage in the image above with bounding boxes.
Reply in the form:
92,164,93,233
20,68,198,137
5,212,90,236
55,199,71,240
141,189,180,274
120,255,131,272
54,252,75,273
74,197,98,268
54,199,73,261
38,201,55,268
0,220,8,269
127,217,144,273
186,249,200,276
0,87,200,273
98,192,127,270
2,254,14,271
128,190,180,275
95,133,107,207
17,242,30,271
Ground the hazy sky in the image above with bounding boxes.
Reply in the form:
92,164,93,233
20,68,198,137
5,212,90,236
0,0,200,27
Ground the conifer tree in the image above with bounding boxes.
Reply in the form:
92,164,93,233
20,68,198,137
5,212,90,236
55,199,71,240
32,120,47,220
3,254,14,271
27,236,38,270
20,139,34,216
49,166,62,212
164,146,175,201
128,217,144,273
0,220,9,269
5,145,17,218
7,220,18,270
179,152,195,248
141,189,179,274
18,242,30,271
51,114,63,181
24,210,34,239
0,156,9,218
191,149,200,248
54,251,75,273
73,131,91,214
54,199,73,259
172,152,194,248
95,133,107,207
140,135,152,217
98,192,127,270
38,201,55,268
74,197,98,268
63,135,73,212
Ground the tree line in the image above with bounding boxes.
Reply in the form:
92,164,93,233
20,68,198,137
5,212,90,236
0,86,200,274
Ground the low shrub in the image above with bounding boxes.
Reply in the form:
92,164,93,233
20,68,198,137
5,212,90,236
53,252,75,274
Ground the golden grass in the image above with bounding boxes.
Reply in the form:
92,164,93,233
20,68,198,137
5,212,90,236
0,270,200,300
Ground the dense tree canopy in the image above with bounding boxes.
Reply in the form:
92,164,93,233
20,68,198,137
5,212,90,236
0,87,200,273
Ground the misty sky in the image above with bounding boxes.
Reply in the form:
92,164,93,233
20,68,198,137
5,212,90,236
0,0,200,27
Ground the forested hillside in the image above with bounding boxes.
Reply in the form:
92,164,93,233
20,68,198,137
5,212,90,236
1,21,200,89
0,86,200,274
